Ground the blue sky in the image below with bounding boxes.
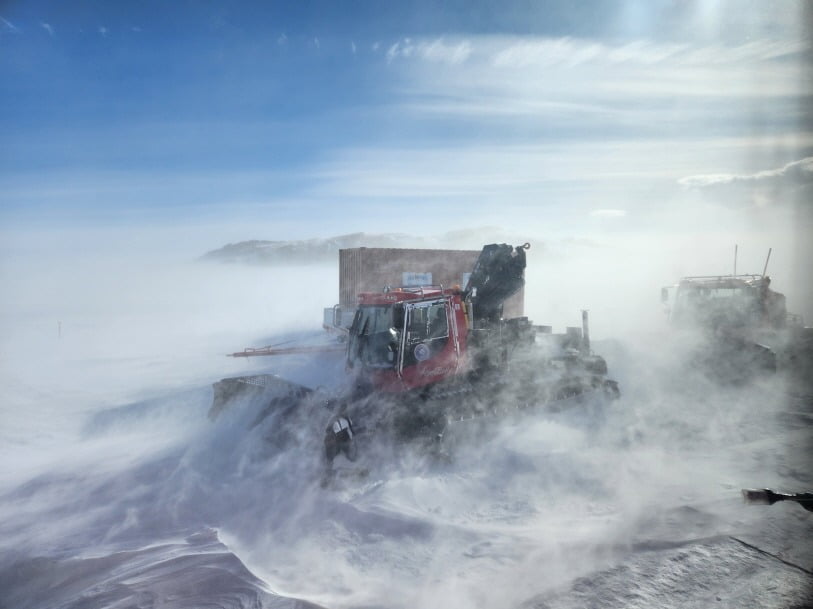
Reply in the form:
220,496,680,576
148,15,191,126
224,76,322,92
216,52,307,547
1,1,811,251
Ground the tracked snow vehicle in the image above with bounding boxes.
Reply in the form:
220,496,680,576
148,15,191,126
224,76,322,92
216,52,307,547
661,247,811,381
212,243,620,468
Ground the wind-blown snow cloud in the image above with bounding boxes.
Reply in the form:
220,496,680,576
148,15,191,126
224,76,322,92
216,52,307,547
1,5,811,605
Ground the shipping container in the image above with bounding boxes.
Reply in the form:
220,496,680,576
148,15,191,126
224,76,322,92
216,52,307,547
324,247,524,331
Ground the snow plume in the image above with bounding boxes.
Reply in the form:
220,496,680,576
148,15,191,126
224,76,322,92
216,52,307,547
0,225,343,605
223,331,807,609
1,226,811,608
0,226,338,490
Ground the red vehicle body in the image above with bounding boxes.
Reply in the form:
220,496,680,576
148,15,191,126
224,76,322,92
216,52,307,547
347,286,470,393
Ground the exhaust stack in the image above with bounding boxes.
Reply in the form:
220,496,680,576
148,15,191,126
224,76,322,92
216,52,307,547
581,310,591,354
733,244,738,276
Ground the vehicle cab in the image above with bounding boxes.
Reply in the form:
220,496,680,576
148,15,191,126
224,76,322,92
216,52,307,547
346,286,469,392
666,275,788,334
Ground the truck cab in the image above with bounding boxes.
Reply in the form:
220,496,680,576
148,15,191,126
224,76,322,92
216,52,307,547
664,275,788,336
346,287,468,392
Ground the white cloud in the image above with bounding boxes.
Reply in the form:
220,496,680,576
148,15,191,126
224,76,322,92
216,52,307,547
1,16,18,32
350,40,356,55
40,22,54,36
382,35,809,130
313,36,320,50
418,39,473,64
678,157,813,190
387,38,413,62
677,157,813,211
277,33,287,46
490,37,807,69
98,26,108,37
387,37,473,65
307,141,670,208
380,36,808,72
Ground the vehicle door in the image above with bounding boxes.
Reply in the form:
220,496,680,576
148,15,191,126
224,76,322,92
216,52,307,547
398,299,458,383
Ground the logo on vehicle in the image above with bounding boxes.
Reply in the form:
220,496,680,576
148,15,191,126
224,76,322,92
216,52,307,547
413,343,432,361
420,366,451,377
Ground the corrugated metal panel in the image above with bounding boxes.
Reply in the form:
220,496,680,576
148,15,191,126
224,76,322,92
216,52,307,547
338,247,524,317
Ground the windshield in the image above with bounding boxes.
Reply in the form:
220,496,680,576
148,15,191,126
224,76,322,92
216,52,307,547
348,305,401,369
355,305,395,335
401,300,450,366
407,301,448,343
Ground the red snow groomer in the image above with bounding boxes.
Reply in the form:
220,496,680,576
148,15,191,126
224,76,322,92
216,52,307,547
345,243,529,394
211,243,620,469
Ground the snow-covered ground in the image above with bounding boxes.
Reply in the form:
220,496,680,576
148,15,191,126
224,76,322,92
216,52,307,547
1,260,811,609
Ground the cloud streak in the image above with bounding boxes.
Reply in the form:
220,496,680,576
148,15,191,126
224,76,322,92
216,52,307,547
490,37,808,68
679,157,813,190
382,35,808,73
372,34,811,158
387,37,473,64
1,15,18,32
676,156,813,211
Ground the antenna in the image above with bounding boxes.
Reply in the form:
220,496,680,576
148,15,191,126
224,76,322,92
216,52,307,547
762,248,772,277
733,244,738,276
581,310,591,354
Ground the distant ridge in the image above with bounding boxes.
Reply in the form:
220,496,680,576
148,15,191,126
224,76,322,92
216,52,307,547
201,228,536,265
